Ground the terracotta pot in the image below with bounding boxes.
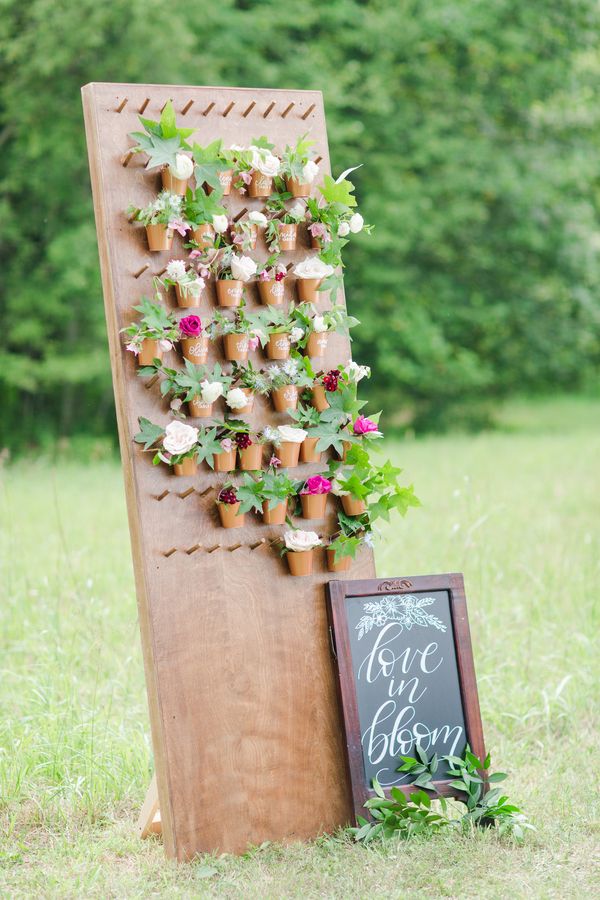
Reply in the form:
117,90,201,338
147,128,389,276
327,548,352,573
341,495,367,516
238,443,263,471
262,499,288,525
258,279,286,306
173,456,198,477
306,332,328,358
174,283,202,308
188,397,214,418
266,332,291,360
180,335,209,364
300,492,328,519
248,172,273,198
296,278,323,303
192,224,215,249
138,339,163,366
287,549,315,576
271,385,298,413
233,388,254,416
277,223,297,251
285,176,311,198
300,437,321,463
217,501,245,529
223,333,249,362
216,279,243,308
145,223,173,252
161,167,188,196
214,448,237,472
277,441,301,468
206,168,233,196
310,385,330,412
337,440,352,462
310,235,322,250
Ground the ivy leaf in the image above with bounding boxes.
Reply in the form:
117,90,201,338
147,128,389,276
319,174,358,208
133,417,164,449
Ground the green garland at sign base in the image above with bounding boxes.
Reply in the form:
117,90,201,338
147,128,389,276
351,746,534,844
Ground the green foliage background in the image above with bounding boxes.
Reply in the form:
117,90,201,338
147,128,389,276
1,0,599,449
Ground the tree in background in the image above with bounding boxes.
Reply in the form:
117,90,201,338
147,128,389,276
1,0,599,449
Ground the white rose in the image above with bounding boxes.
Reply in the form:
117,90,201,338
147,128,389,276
288,201,305,220
248,211,267,227
277,425,307,444
166,259,187,282
169,153,193,180
293,257,334,280
231,254,257,282
311,315,327,333
162,420,198,455
330,478,350,497
212,214,229,233
250,147,280,177
290,326,304,344
338,221,350,237
200,380,224,404
346,360,370,382
284,529,322,552
302,160,319,183
230,143,246,153
226,387,249,410
349,212,364,233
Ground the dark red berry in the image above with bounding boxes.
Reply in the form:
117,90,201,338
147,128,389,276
218,487,238,504
275,272,284,282
235,433,253,449
323,369,340,392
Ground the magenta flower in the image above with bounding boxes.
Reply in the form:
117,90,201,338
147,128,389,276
168,218,189,237
353,415,380,435
248,335,260,351
179,315,202,338
301,475,332,495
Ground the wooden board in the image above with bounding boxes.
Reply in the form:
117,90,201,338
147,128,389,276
81,82,376,860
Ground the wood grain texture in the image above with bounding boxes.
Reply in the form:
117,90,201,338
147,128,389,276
81,82,376,860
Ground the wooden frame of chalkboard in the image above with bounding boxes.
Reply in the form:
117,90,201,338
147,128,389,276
327,573,486,821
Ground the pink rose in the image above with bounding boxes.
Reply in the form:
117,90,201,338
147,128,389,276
248,335,260,351
168,217,189,237
189,249,202,259
179,315,202,338
220,438,234,452
353,415,379,435
301,475,332,495
308,222,331,244
240,171,253,185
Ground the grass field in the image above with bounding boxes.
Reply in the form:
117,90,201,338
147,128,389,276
1,398,599,898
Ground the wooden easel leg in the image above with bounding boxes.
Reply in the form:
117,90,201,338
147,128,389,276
137,772,162,839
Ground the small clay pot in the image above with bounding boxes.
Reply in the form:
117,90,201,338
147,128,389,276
233,388,254,416
258,279,285,306
285,176,311,198
162,167,189,196
326,548,352,573
277,441,301,468
238,443,263,471
262,499,287,525
296,278,323,303
206,169,233,196
173,456,198,477
214,448,237,472
137,339,163,366
248,172,273,198
310,235,323,250
306,332,328,358
266,332,291,360
271,385,298,413
310,385,330,412
277,223,297,251
192,224,215,249
300,437,321,464
217,501,245,529
216,279,243,308
188,397,214,418
300,493,328,520
341,495,367,516
223,333,249,362
145,224,173,252
287,549,315,576
174,283,202,308
180,335,209,364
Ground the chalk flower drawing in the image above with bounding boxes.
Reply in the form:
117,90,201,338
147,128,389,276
356,595,447,640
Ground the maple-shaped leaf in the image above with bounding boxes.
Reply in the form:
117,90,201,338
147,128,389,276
319,174,357,208
133,417,164,450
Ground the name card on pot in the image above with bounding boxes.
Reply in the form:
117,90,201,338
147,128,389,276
327,574,486,819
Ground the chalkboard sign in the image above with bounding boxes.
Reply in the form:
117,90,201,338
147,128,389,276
327,574,486,818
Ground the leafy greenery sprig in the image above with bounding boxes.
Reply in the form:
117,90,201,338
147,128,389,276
183,185,227,228
121,296,179,352
231,361,271,394
267,358,313,390
128,99,194,169
279,134,317,181
192,139,234,192
141,359,232,404
128,191,184,227
330,444,420,522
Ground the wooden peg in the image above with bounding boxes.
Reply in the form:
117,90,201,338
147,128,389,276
206,545,220,554
202,101,215,116
121,150,134,168
242,100,256,118
115,98,128,113
181,99,194,115
133,264,149,279
301,103,315,120
163,547,177,557
281,102,295,119
154,490,169,501
185,544,201,556
314,156,322,165
232,207,247,223
138,98,150,114
228,543,242,552
177,487,195,499
222,101,235,117
263,101,275,119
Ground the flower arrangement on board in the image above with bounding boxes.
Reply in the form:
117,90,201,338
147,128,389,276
278,134,320,198
128,99,195,194
122,295,179,366
128,191,187,251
